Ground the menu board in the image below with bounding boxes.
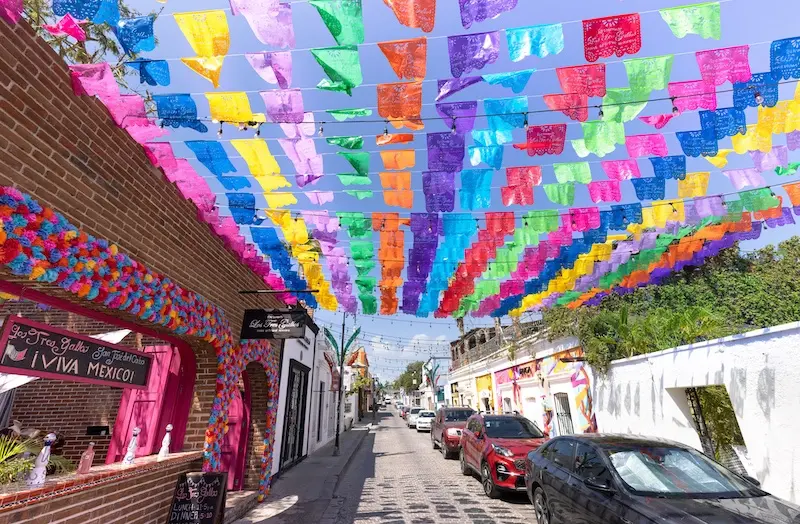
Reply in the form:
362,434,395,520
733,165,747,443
166,472,227,524
0,316,152,389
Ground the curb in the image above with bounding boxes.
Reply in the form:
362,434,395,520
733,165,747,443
318,423,374,520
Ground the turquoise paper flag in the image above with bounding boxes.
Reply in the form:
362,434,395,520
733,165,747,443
659,2,721,40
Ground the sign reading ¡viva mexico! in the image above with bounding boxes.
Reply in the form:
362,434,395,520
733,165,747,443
0,316,152,389
240,309,307,340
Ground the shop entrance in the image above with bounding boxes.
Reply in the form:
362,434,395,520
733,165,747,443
221,371,251,491
280,359,309,470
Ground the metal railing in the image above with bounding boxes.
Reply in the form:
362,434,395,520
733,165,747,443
450,320,547,371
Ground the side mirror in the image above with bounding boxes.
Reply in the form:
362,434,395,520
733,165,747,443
743,475,761,487
584,477,615,494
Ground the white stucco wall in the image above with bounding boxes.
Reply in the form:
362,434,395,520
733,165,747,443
593,321,800,503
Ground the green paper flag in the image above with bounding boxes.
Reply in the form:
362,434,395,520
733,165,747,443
337,173,371,186
355,277,375,295
582,120,626,157
345,190,373,200
309,0,364,45
311,45,363,95
543,183,575,205
338,212,371,238
338,151,370,176
327,135,364,149
327,108,373,121
739,188,780,212
554,162,592,184
776,162,800,176
360,295,377,315
602,88,649,123
659,2,721,40
351,240,374,260
624,55,674,97
525,210,560,233
572,139,591,158
722,200,744,222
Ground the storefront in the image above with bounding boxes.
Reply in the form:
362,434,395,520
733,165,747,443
536,348,597,437
493,360,543,421
450,383,460,406
475,373,494,413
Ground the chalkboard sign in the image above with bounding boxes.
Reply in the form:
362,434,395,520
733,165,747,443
240,309,307,339
166,472,227,524
0,316,152,389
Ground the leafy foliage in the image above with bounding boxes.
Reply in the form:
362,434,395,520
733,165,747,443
696,386,744,460
392,361,424,392
0,435,74,485
348,375,372,396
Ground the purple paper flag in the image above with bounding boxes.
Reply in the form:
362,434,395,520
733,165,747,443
787,131,800,151
723,168,765,190
261,89,304,123
436,101,478,134
448,31,501,78
765,207,795,228
694,196,727,217
458,0,518,29
246,51,292,89
306,191,334,205
278,138,323,186
427,132,466,171
436,76,484,102
423,171,456,212
750,146,788,172
230,0,295,48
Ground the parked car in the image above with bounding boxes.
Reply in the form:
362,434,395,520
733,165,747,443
415,410,436,432
400,405,410,419
406,407,423,428
431,407,475,459
524,434,800,524
460,414,547,498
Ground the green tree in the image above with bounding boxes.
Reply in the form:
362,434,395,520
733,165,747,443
393,361,423,392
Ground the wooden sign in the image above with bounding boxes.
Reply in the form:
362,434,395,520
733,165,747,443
240,309,307,340
0,316,152,389
166,472,227,524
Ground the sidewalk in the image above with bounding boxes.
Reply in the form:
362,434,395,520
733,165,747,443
232,419,374,524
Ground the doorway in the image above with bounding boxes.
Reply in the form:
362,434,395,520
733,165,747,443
280,359,309,470
553,392,575,435
221,371,251,491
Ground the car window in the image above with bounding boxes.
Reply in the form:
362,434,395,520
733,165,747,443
573,443,613,485
419,411,435,418
444,409,474,422
410,408,422,414
550,439,576,471
484,417,545,439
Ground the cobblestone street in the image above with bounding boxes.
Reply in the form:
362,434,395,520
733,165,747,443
331,409,536,524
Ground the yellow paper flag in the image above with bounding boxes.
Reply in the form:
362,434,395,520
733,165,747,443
704,149,733,168
181,56,225,87
732,124,772,154
678,172,710,198
207,94,265,124
174,10,230,56
231,139,280,175
264,193,297,209
652,199,685,228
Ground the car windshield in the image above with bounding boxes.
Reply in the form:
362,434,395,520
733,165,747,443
484,417,545,439
444,409,474,422
605,445,765,498
410,408,422,414
419,411,435,418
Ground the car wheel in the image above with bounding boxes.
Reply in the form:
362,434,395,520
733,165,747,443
481,462,501,499
533,487,551,524
459,449,471,476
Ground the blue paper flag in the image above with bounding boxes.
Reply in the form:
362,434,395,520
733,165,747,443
732,72,779,109
227,193,256,225
468,146,504,170
484,96,528,132
482,69,535,94
116,16,156,55
505,24,564,62
770,37,800,80
699,107,747,140
126,60,171,86
53,0,101,20
460,169,493,210
649,155,687,180
93,0,119,25
152,94,208,133
251,227,316,307
472,129,514,146
631,177,666,201
219,177,252,191
611,203,643,229
676,129,718,157
186,141,237,177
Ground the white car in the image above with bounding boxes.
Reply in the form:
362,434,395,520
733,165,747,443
415,410,436,432
406,407,422,428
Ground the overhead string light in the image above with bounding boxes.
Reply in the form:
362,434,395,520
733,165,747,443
523,113,529,130
217,121,224,138
671,97,680,115
451,117,458,135
383,120,390,137
318,122,324,136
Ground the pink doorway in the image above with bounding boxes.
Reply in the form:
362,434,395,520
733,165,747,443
221,371,251,491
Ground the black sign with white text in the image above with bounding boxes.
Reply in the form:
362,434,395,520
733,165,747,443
166,472,227,524
240,309,307,339
0,316,152,389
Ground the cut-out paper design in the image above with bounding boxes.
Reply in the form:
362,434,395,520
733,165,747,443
554,162,592,184
43,13,87,41
380,149,416,170
126,59,170,86
245,52,292,89
281,111,315,139
482,70,534,94
378,81,424,130
186,141,237,176
723,168,765,190
310,45,363,95
337,174,371,186
624,55,674,97
423,171,456,212
659,2,721,40
473,129,514,146
174,11,229,56
207,92,265,124
582,13,641,63
677,129,719,157
581,120,625,157
230,0,294,48
699,107,747,139
458,0,517,29
588,180,622,203
448,31,501,77
770,37,800,80
543,183,575,205
506,23,564,62
631,177,666,200
436,76,483,101
309,0,364,45
556,63,606,97
436,101,478,135
696,45,752,86
427,132,465,171
788,131,800,151
611,203,643,229
705,148,734,168
327,136,364,150
519,124,567,156
601,159,641,180
382,0,435,33
668,80,717,112
732,72,779,109
306,191,334,205
484,96,527,132
501,166,540,206
380,172,413,209
264,193,298,209
261,89,305,123
678,172,710,198
1,0,21,23
181,57,225,87
339,151,370,176
279,138,324,186
602,88,648,123
378,37,427,80
345,190,373,200
116,15,156,54
469,146,504,169
626,134,669,158
544,93,588,122
750,146,789,172
327,108,372,121
376,133,414,145
152,94,208,132
231,139,281,176
650,155,686,180
69,62,118,102
460,169,494,210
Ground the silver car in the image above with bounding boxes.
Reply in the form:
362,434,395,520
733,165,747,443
406,407,422,428
415,410,436,432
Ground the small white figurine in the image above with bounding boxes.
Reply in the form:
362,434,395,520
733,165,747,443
25,433,57,487
122,427,140,465
157,424,173,462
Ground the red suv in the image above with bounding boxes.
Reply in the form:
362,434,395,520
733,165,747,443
431,407,475,459
459,413,548,499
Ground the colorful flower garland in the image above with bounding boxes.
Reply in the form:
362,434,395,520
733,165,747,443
0,186,281,497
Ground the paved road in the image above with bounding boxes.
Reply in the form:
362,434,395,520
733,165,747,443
331,408,537,524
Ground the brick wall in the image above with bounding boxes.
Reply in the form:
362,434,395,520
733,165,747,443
243,362,269,490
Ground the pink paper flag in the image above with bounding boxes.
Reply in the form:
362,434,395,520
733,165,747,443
122,117,167,145
668,80,717,111
569,207,601,232
601,159,641,180
582,13,642,63
230,0,295,48
104,94,146,126
172,160,216,211
626,134,669,158
695,45,752,86
306,191,334,205
0,0,22,24
245,51,292,89
42,13,87,41
639,114,676,130
723,168,765,190
587,180,622,203
543,93,589,122
69,63,119,103
143,142,178,172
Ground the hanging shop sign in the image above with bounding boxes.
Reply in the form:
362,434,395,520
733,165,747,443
240,309,307,340
166,472,227,524
0,316,152,389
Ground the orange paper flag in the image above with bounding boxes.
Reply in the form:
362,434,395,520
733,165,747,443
380,149,416,170
784,182,800,206
378,37,427,80
378,81,424,130
382,0,436,33
380,171,413,209
376,133,414,146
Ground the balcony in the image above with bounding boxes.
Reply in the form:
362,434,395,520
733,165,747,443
450,320,547,371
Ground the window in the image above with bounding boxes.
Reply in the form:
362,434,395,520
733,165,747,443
444,409,474,422
502,397,512,413
573,443,613,485
550,439,576,471
553,393,575,435
539,442,554,460
484,417,545,439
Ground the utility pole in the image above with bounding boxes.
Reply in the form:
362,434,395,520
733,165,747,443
333,311,347,456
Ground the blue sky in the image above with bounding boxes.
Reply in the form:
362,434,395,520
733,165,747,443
131,0,800,380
